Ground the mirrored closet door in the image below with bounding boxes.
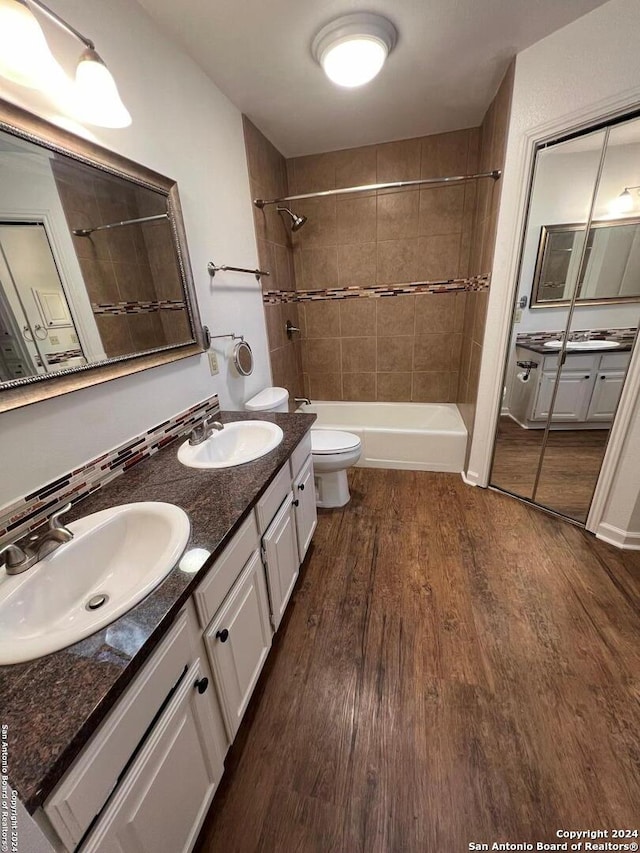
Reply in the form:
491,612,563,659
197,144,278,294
490,115,640,523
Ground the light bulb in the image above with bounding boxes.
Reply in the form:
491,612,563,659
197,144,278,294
321,37,388,88
75,48,131,128
610,188,634,215
0,0,66,89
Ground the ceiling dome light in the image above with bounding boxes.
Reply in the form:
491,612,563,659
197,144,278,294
75,48,131,128
0,0,66,89
312,13,397,89
610,188,634,215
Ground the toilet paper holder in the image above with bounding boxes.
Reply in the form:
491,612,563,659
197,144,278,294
516,360,538,381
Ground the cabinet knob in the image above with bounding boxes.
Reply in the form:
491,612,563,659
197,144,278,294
299,483,305,491
292,498,300,507
584,375,590,379
215,628,229,643
194,676,209,694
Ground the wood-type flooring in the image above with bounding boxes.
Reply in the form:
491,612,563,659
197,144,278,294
195,468,640,852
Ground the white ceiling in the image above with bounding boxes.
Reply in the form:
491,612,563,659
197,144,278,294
137,0,609,158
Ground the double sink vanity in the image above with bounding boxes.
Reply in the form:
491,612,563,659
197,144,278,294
0,409,316,853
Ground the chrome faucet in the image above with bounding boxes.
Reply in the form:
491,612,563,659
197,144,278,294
295,397,311,407
0,504,74,576
189,417,224,446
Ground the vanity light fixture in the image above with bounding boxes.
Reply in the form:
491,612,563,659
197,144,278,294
610,185,640,214
0,0,131,128
312,13,397,88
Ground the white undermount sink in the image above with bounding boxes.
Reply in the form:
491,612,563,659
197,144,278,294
177,420,283,469
543,339,620,350
0,502,190,665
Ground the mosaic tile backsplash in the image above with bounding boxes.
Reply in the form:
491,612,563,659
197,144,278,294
516,327,638,346
0,394,220,546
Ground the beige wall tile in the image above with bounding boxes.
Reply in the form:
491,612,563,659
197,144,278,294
376,372,411,402
336,195,377,245
473,290,489,345
342,372,376,402
377,239,420,284
96,315,134,358
411,371,451,403
264,304,284,351
302,338,341,374
291,197,336,247
417,234,461,281
301,247,339,289
274,243,294,291
304,300,340,338
413,333,453,372
418,185,465,236
257,239,277,285
339,298,376,336
376,295,415,336
338,243,377,287
78,257,119,303
335,145,377,188
377,139,421,182
288,153,336,194
377,336,413,372
454,292,467,331
309,373,342,400
414,292,458,334
342,336,376,372
420,129,470,179
377,190,420,241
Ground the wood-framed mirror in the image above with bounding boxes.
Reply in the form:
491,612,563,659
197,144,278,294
0,98,205,413
531,216,640,308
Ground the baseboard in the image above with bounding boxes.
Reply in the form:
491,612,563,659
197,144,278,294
461,470,481,487
595,522,640,551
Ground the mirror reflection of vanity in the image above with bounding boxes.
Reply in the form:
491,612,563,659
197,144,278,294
0,98,205,412
491,114,640,524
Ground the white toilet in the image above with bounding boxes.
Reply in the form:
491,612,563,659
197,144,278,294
245,387,362,508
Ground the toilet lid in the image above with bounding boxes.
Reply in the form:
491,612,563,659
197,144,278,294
311,429,361,455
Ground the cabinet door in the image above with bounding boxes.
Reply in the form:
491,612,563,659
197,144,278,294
586,371,626,421
82,659,224,853
532,371,595,421
262,494,300,632
205,551,272,738
293,455,317,563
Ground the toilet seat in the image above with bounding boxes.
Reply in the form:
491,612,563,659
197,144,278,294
311,429,361,455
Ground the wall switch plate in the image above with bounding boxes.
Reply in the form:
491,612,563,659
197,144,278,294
49,335,60,345
514,309,523,324
70,333,78,344
208,351,219,375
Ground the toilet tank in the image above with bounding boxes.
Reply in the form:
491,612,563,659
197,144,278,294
245,386,289,413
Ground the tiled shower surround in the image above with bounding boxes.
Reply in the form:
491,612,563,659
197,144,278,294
0,395,220,545
243,61,514,425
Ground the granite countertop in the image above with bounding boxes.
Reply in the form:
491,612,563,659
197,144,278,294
0,409,315,814
516,341,633,356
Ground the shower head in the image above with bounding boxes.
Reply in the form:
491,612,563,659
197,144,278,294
277,205,307,232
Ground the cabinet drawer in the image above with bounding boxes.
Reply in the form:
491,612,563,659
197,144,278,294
255,463,290,534
543,353,598,371
289,431,312,481
194,512,259,628
601,351,631,370
45,609,194,851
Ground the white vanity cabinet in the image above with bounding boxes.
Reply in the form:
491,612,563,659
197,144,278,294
292,454,317,563
42,602,227,853
511,348,631,428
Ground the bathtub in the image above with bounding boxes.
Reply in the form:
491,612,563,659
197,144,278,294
298,401,468,472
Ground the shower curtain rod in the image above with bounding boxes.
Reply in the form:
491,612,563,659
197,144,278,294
73,213,168,237
254,169,501,208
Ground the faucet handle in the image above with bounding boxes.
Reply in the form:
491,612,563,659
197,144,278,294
0,543,29,573
49,503,73,535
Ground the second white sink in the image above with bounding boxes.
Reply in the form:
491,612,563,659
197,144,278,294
0,502,190,665
543,339,620,350
177,420,283,469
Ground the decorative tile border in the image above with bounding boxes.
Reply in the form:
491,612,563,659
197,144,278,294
45,349,84,366
516,327,638,346
262,275,491,305
0,395,220,545
91,299,186,316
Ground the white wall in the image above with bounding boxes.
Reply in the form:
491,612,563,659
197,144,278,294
466,0,640,543
0,0,270,505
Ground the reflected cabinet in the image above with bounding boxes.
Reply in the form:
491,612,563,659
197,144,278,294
490,114,640,523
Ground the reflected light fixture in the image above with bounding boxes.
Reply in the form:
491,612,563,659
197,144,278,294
0,0,131,128
610,185,640,215
312,13,397,89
